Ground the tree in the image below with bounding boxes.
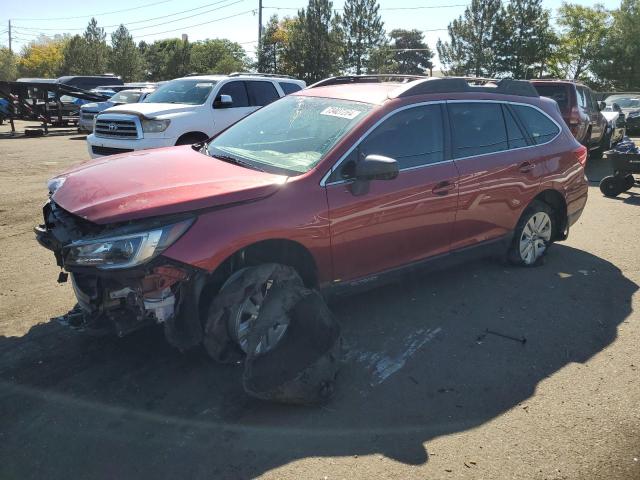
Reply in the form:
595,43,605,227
341,0,385,74
257,15,287,73
17,38,66,78
190,39,247,74
282,0,343,83
109,25,144,81
0,48,17,81
144,39,191,80
367,44,394,73
492,0,554,79
83,18,110,74
437,0,502,77
550,3,610,81
386,29,433,75
60,35,88,75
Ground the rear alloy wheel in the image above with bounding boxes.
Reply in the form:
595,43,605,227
509,201,554,266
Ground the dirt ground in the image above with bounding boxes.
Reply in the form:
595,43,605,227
0,121,639,480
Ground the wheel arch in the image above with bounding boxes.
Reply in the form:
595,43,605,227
175,131,209,145
197,238,319,320
533,189,568,240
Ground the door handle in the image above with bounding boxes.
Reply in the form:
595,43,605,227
519,161,534,173
432,180,456,196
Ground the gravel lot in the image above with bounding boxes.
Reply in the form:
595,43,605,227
0,121,639,480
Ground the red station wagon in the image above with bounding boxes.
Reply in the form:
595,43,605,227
36,75,588,358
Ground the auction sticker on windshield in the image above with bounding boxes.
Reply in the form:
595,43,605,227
320,106,362,120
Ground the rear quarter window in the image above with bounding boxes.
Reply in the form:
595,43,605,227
512,104,560,145
246,81,279,106
279,82,303,95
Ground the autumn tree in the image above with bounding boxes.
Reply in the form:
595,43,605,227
17,38,66,78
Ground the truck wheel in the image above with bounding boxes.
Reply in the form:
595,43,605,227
600,175,625,197
508,200,555,267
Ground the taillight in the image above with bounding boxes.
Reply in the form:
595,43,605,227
573,144,588,167
568,106,581,137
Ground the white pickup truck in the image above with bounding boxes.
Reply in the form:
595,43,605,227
86,73,305,158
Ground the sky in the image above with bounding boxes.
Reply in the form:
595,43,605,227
0,0,622,69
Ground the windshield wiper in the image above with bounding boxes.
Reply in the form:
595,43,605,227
212,154,264,172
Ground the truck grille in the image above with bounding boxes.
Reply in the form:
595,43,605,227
95,118,139,138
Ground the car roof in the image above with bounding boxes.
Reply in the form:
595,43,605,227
296,83,400,105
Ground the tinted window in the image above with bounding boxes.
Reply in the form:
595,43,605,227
246,81,279,106
533,84,569,112
503,106,528,148
218,81,249,107
359,104,444,170
279,82,302,95
449,103,508,158
512,105,560,145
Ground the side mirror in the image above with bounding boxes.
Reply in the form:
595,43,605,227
214,94,233,109
598,101,606,111
350,154,399,196
355,154,399,181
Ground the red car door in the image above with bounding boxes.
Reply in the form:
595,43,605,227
324,103,460,283
448,101,546,250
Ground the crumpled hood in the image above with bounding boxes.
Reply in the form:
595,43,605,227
103,102,197,118
51,146,287,224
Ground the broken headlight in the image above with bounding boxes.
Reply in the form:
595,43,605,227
64,218,193,270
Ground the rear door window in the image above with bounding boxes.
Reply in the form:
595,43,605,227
279,82,303,95
503,106,528,148
359,104,444,169
512,105,560,145
449,102,508,158
576,87,587,109
246,81,279,106
218,81,249,107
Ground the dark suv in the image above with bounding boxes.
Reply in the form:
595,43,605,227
36,76,588,360
531,80,608,153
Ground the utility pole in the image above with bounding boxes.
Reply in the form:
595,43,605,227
257,0,263,68
8,20,12,54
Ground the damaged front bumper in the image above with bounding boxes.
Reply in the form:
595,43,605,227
35,200,206,347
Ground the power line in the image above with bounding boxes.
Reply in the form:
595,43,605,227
13,0,243,31
131,9,256,38
262,3,467,11
9,0,176,21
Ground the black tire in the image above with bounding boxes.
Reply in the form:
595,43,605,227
175,132,208,146
508,200,555,267
624,174,635,191
600,175,625,197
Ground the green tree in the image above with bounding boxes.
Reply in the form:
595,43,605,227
190,39,247,74
386,29,433,75
436,0,502,77
367,43,394,73
493,0,554,78
0,48,18,81
144,39,191,80
83,18,110,74
550,3,610,81
109,25,144,81
282,0,343,83
257,15,286,73
18,38,66,78
341,0,385,74
60,35,87,75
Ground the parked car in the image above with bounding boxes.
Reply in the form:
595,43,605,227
78,88,156,133
600,103,626,145
85,73,306,158
36,76,588,364
531,80,609,154
604,94,640,134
